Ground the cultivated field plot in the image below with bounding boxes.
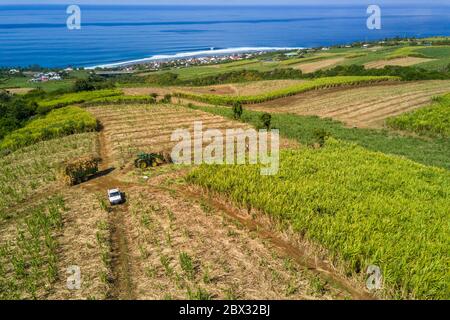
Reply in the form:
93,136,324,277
181,80,308,96
0,133,111,300
122,87,175,97
364,57,435,69
292,57,346,73
88,104,294,167
115,182,345,300
250,80,450,127
0,132,99,216
122,80,308,98
3,88,33,95
0,189,111,300
188,140,450,299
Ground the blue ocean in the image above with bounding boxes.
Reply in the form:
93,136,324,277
0,4,449,68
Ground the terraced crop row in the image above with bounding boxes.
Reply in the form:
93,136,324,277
0,106,98,152
37,89,123,113
174,76,399,106
250,80,450,127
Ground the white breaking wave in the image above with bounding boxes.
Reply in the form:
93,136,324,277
86,47,304,69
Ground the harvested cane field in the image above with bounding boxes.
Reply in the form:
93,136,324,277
102,180,350,300
122,80,308,98
180,80,308,96
174,76,399,106
0,132,111,300
250,80,450,127
364,57,435,69
79,103,362,300
0,190,112,300
292,57,346,73
87,104,296,168
0,132,99,216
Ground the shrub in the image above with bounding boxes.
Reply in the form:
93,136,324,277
260,113,272,129
73,79,95,92
313,128,330,147
232,102,243,120
161,94,172,104
73,75,115,92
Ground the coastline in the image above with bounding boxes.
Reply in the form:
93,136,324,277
85,47,304,70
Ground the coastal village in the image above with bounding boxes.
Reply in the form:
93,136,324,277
29,71,63,83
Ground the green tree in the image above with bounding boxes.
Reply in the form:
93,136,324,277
73,79,95,92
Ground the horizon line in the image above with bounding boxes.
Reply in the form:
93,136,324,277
1,3,447,6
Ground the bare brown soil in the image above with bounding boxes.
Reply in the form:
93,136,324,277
4,88,33,94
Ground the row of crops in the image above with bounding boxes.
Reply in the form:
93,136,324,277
86,94,156,106
0,196,65,299
387,93,450,137
187,139,450,299
0,106,98,152
174,76,399,105
37,89,123,113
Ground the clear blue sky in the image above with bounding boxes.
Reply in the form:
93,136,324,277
1,0,445,5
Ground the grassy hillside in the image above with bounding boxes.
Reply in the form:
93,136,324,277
188,139,450,299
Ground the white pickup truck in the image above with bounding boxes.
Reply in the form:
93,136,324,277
107,189,124,205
